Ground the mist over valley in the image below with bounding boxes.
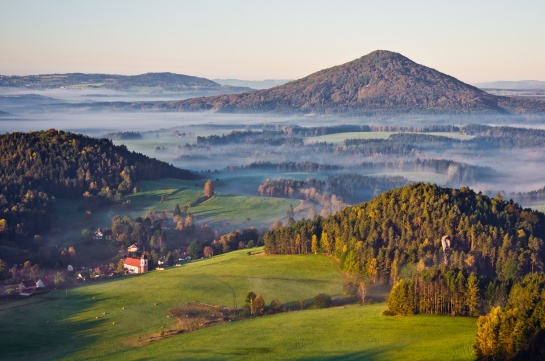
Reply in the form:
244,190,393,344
2,50,545,361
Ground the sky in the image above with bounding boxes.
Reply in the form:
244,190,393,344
1,0,544,84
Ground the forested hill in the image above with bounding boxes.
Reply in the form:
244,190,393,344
265,183,545,283
0,72,221,91
0,129,197,242
166,50,511,114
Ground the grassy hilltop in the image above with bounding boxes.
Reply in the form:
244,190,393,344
0,248,477,361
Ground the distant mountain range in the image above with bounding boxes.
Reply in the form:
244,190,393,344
161,50,545,115
0,72,251,93
3,52,544,115
213,79,292,90
476,80,545,90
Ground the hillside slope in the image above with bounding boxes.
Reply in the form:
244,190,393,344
0,129,197,245
168,50,507,114
265,182,545,282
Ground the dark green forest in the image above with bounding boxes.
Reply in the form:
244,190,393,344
264,183,545,359
265,183,544,281
0,129,197,246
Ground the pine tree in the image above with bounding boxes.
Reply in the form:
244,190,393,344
466,272,480,316
174,204,182,217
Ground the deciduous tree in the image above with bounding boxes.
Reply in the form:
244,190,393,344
252,295,265,316
203,180,215,198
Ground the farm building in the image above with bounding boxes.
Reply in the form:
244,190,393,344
124,254,148,274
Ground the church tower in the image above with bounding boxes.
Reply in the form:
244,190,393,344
140,254,149,273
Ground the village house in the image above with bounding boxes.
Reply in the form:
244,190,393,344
93,228,104,240
18,280,38,296
123,254,148,274
127,243,139,253
35,279,46,289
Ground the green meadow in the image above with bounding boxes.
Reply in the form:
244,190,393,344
125,178,300,227
49,178,299,265
0,249,477,361
307,131,475,144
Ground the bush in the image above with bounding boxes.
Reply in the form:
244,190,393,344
313,293,332,309
269,299,282,314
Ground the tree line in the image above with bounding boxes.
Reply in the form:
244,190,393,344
257,174,409,206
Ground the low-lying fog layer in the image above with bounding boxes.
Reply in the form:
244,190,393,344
1,88,545,206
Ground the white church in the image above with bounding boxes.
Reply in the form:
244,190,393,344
123,254,149,274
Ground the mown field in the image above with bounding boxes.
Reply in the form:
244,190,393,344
0,249,477,361
307,131,475,144
125,178,300,227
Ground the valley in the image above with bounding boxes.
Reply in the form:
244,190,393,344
1,50,545,361
0,249,477,361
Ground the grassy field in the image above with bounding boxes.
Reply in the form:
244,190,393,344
48,177,300,265
0,249,477,361
126,178,300,228
307,131,475,144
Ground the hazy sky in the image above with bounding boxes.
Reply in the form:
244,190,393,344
1,0,544,83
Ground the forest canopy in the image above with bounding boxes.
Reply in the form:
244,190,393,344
0,129,197,244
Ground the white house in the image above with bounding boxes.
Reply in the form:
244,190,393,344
93,229,104,240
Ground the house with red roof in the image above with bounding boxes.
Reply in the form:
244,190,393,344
123,254,148,274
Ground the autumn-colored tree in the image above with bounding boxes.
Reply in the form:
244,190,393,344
387,279,415,315
175,220,184,231
203,246,214,258
269,298,282,314
185,214,194,229
0,219,7,235
203,180,215,198
68,246,76,258
368,258,378,283
53,272,66,287
244,291,257,315
358,282,368,304
311,234,319,254
252,295,265,316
